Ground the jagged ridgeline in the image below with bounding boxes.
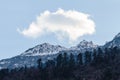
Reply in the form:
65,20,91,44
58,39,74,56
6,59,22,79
0,33,120,80
0,33,120,69
0,42,120,80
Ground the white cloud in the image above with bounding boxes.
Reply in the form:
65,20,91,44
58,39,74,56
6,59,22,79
18,8,95,42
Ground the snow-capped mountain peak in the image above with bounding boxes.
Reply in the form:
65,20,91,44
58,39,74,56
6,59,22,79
21,43,67,56
70,40,98,52
77,40,96,48
1,33,120,69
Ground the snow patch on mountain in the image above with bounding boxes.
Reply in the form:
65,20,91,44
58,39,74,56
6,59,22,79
70,40,98,52
21,43,67,56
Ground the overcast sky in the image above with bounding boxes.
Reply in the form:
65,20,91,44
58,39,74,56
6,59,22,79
0,0,120,60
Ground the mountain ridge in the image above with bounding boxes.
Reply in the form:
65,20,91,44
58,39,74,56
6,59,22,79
0,32,120,69
104,33,120,48
21,43,67,56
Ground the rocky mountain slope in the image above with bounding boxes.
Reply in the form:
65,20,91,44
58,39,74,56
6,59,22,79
0,33,120,69
104,33,120,48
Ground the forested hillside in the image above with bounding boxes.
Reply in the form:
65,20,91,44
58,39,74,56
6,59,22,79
0,47,120,80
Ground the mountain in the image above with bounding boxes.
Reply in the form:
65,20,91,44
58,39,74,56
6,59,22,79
0,43,67,69
0,33,120,69
70,40,98,52
0,41,98,69
104,33,120,48
21,43,67,56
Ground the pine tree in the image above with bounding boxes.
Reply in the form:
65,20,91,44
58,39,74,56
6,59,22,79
37,58,42,70
93,49,97,61
104,48,110,64
91,49,97,66
0,69,9,80
111,47,118,60
62,52,68,67
96,48,104,64
69,53,75,68
77,53,83,66
45,60,55,68
56,54,63,68
85,51,91,64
